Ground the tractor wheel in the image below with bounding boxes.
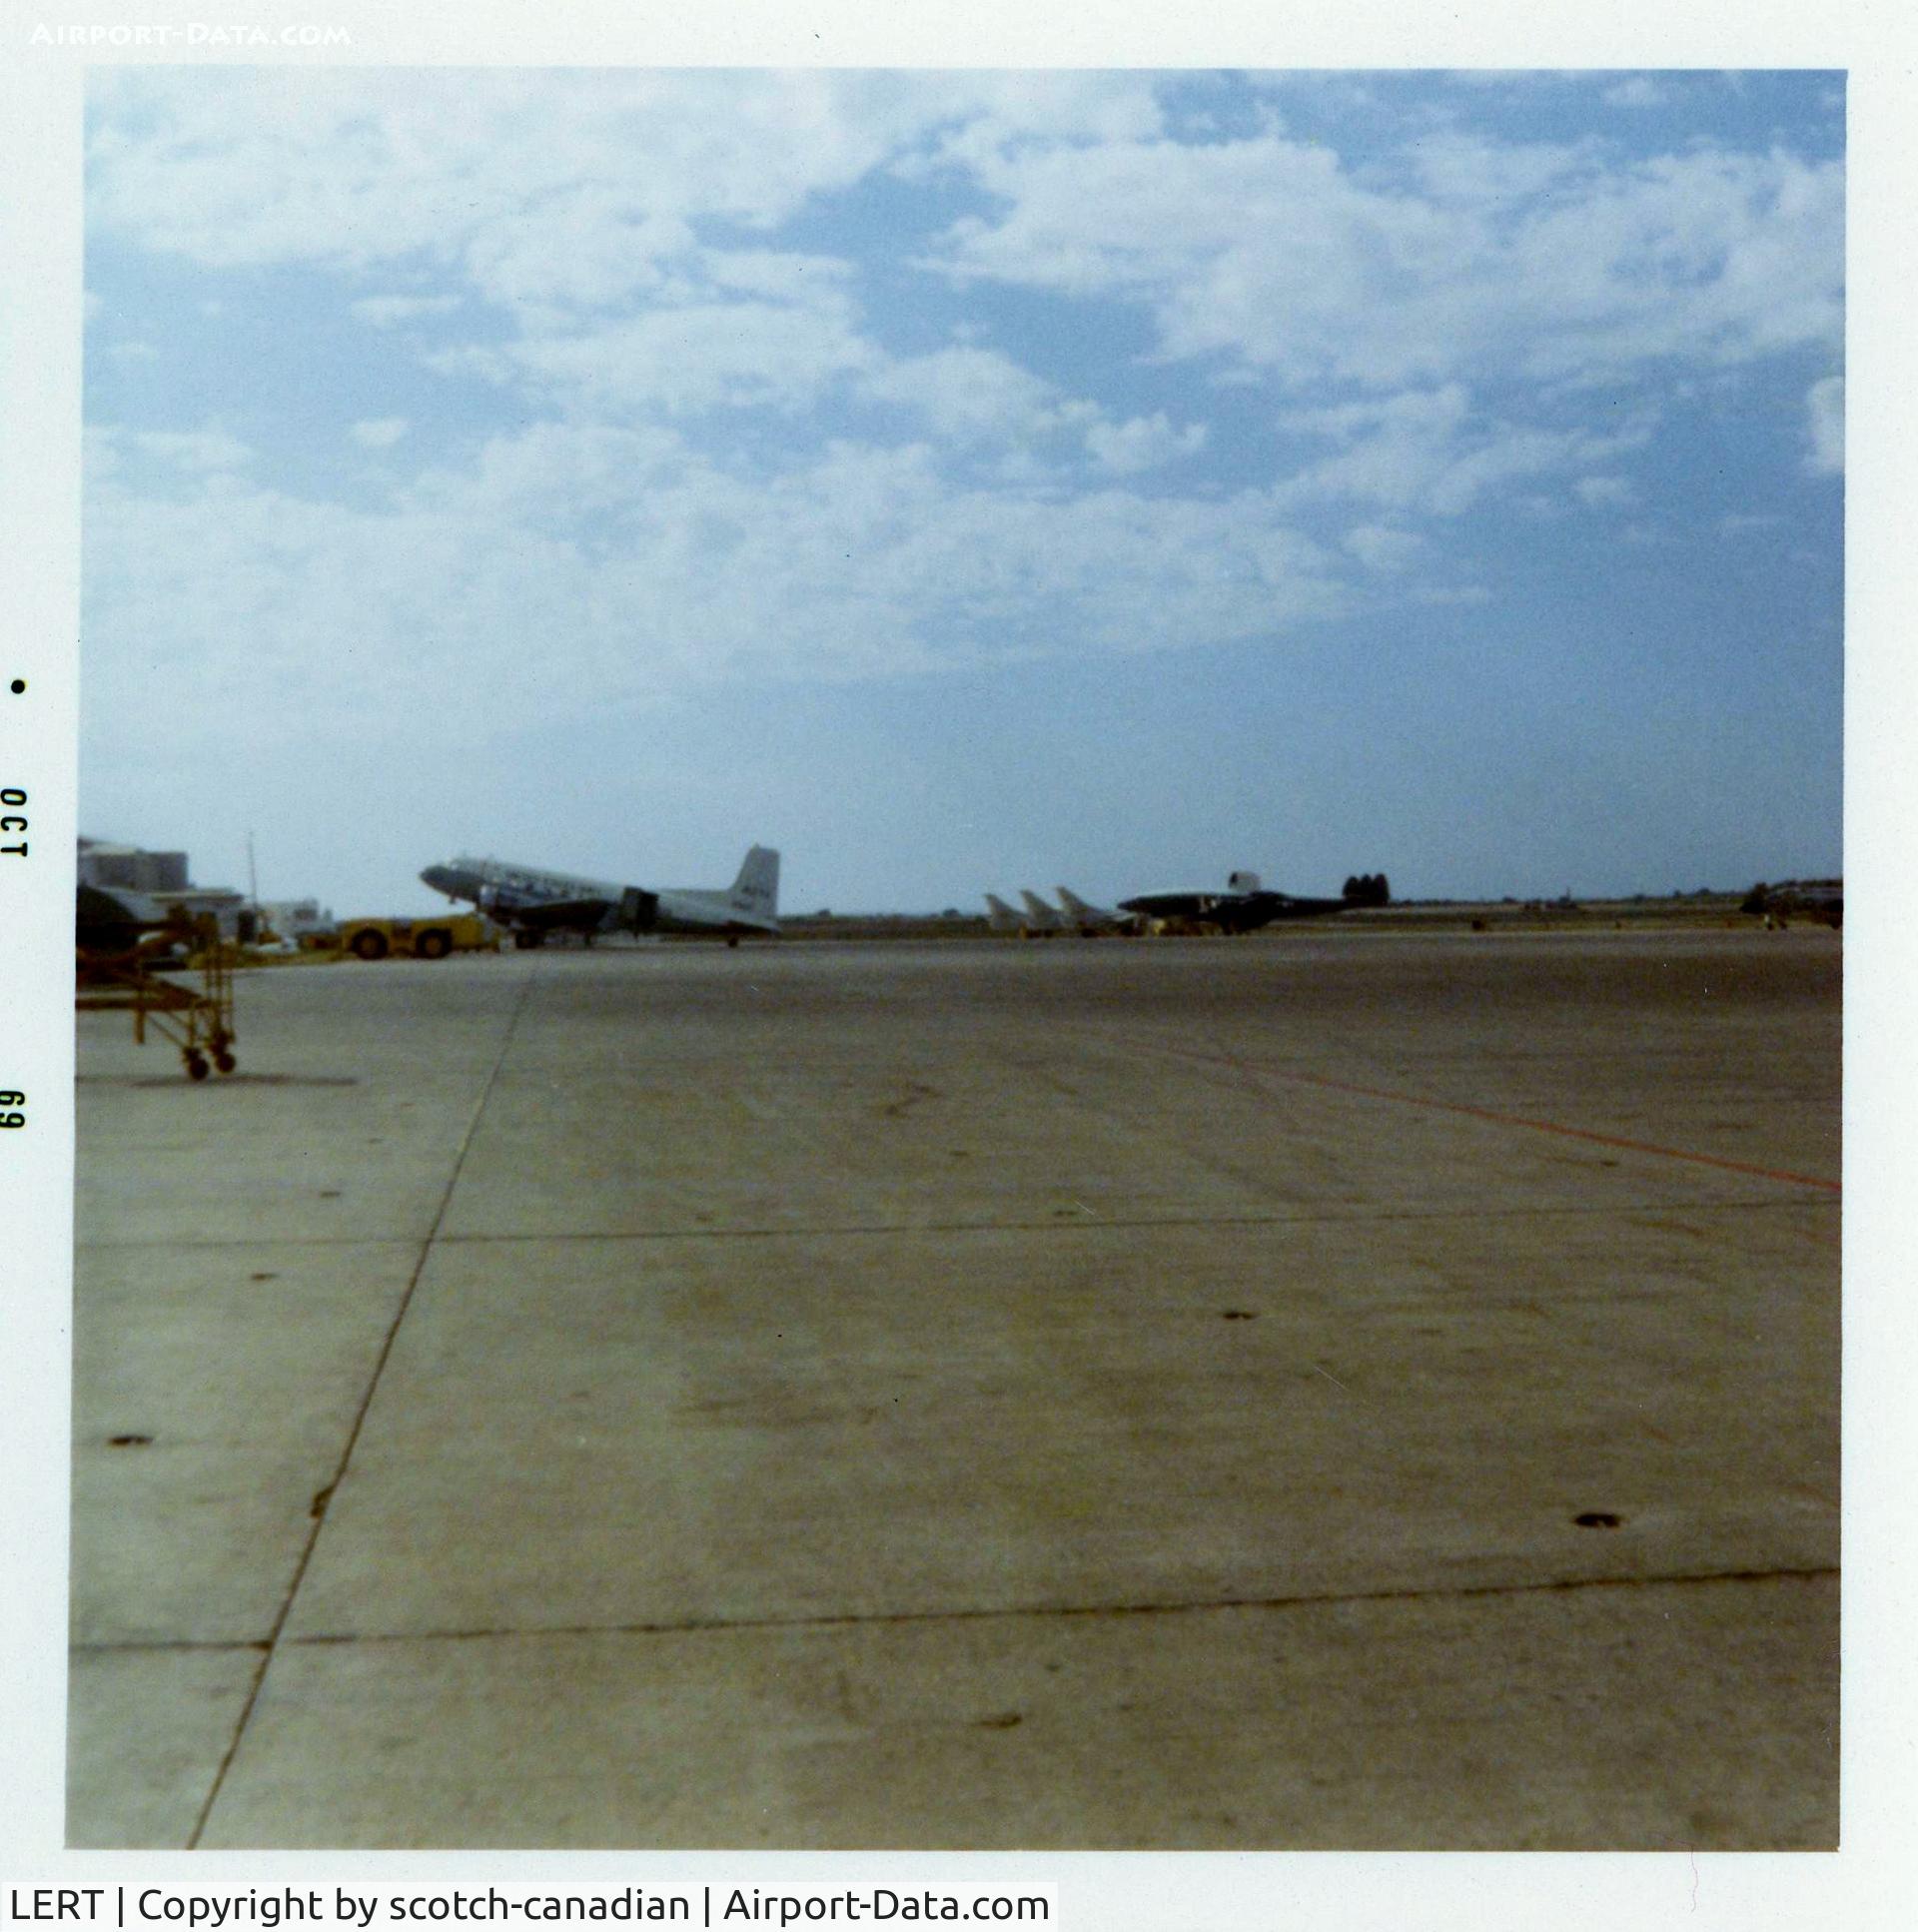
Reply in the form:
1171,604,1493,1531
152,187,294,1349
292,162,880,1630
350,929,390,962
415,929,453,960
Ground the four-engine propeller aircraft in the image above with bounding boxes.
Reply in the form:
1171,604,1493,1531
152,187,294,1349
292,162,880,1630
1118,869,1351,935
421,846,780,948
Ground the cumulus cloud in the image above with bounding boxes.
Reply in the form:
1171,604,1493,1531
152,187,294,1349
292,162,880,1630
1603,78,1671,111
1343,524,1428,573
496,297,880,417
113,427,251,472
86,69,1161,306
79,67,1843,779
927,131,1842,394
82,421,1354,758
1574,475,1636,507
1280,386,1654,517
861,345,1079,446
1805,376,1843,477
86,71,1843,527
1083,412,1208,475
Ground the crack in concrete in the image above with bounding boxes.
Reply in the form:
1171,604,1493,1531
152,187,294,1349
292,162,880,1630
75,1192,1836,1255
185,962,545,1850
219,1561,1840,1653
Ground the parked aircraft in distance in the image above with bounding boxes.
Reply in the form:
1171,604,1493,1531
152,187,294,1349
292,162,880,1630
420,846,779,948
1056,885,1141,936
983,893,1027,936
1018,890,1068,936
1118,869,1351,935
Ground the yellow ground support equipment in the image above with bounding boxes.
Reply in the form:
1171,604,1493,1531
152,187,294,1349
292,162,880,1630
336,912,500,961
76,914,238,1082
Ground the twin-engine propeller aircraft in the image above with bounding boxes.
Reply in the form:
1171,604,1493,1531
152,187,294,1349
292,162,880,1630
421,846,780,948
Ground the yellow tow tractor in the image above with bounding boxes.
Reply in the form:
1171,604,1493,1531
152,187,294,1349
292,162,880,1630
336,912,500,962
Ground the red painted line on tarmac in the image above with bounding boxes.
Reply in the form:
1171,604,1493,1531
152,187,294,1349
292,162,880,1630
1150,1042,1843,1194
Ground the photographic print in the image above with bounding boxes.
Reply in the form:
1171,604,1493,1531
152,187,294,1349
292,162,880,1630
59,58,1842,1862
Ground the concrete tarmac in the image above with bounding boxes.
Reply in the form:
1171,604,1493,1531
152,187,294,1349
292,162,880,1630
68,928,1841,1848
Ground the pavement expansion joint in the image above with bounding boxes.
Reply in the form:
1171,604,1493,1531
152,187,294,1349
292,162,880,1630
74,1193,1836,1255
73,1638,273,1657
183,961,544,1849
275,1561,1840,1652
425,1196,1836,1244
1108,1031,1842,1194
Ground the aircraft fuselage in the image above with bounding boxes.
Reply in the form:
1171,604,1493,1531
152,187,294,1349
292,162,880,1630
420,848,779,942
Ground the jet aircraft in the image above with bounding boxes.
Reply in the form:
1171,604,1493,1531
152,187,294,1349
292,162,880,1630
1055,886,1141,936
1118,869,1351,935
983,893,1027,936
421,846,780,948
1018,890,1068,936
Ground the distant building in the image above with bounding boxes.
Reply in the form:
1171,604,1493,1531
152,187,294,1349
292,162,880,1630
260,897,336,942
77,836,247,937
77,838,189,894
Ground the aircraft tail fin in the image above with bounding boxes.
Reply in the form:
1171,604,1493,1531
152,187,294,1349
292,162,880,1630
1057,886,1092,917
730,845,780,920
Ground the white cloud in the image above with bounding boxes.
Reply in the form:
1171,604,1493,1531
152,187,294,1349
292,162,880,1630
83,421,1354,758
499,297,880,417
1603,78,1671,111
80,68,1843,784
1343,524,1428,573
350,418,410,450
1407,133,1591,206
928,131,1842,394
352,294,464,329
1083,412,1208,475
1805,375,1843,477
86,70,1842,544
1280,386,1654,517
128,427,251,471
86,70,1163,312
1574,476,1636,507
859,345,1075,446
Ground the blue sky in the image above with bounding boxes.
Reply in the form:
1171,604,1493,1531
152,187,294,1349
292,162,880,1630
81,68,1843,914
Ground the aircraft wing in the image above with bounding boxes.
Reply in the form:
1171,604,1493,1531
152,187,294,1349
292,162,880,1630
1264,895,1350,920
492,894,615,934
1118,891,1212,919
